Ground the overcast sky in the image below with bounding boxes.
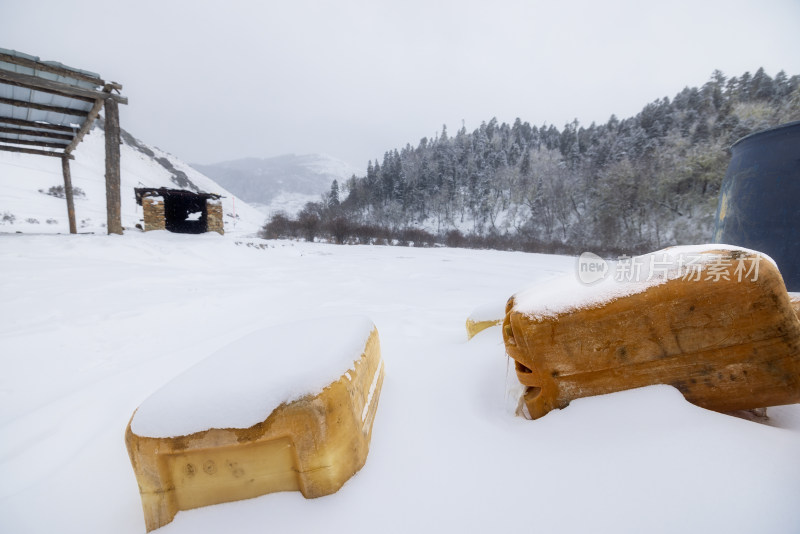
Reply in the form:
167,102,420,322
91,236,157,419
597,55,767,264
3,0,799,173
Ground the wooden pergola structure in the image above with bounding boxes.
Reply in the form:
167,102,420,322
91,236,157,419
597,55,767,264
0,49,128,234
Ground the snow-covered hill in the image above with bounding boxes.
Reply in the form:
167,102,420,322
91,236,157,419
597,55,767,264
192,154,360,216
0,124,266,236
1,234,799,534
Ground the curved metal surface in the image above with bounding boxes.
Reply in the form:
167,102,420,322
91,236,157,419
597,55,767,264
713,121,800,291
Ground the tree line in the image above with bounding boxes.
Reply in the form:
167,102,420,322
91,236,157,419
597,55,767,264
262,68,800,255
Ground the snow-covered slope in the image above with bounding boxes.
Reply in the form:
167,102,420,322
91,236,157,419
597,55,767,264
192,154,360,215
0,124,266,236
1,235,799,534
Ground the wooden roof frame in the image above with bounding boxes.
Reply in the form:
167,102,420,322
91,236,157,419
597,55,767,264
0,50,128,234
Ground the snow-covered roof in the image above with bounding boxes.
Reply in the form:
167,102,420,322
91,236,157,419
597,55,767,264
0,48,126,159
134,187,223,205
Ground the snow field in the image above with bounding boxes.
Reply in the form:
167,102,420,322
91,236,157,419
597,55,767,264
1,234,799,534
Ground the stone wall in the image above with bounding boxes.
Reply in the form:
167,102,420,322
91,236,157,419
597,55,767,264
206,199,224,235
142,196,166,232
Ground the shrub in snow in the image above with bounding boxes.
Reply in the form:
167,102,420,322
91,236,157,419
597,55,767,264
260,211,297,239
39,185,85,199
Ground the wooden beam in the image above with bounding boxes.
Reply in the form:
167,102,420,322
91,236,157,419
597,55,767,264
0,52,105,87
64,95,105,155
61,156,77,234
0,144,71,159
0,96,90,117
0,69,128,104
0,136,70,149
0,125,73,141
0,117,76,133
104,98,123,235
0,73,95,104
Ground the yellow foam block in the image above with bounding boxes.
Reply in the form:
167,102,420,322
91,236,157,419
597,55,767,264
466,302,505,340
125,323,384,531
504,247,800,420
466,318,502,340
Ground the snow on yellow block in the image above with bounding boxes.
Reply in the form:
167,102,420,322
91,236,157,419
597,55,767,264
125,318,384,532
503,245,800,420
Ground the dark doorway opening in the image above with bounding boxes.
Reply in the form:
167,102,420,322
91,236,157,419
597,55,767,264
164,194,207,234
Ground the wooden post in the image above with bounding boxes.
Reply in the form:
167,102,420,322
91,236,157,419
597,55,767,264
61,156,77,234
104,97,123,235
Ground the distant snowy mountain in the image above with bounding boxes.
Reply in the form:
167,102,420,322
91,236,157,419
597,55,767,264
0,123,266,236
192,154,360,215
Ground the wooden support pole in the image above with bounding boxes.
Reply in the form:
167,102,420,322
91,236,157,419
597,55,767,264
104,97,123,235
61,156,77,234
65,95,106,154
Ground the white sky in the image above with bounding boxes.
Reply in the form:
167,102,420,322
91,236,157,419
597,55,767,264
2,0,799,173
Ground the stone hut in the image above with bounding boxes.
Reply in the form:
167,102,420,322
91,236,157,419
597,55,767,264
135,187,223,235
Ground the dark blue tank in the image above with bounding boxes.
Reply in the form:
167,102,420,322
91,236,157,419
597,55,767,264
713,121,800,291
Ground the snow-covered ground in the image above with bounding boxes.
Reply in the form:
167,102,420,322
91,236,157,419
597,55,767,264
1,234,799,534
250,191,325,218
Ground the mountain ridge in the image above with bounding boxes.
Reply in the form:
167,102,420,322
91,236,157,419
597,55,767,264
191,154,360,214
